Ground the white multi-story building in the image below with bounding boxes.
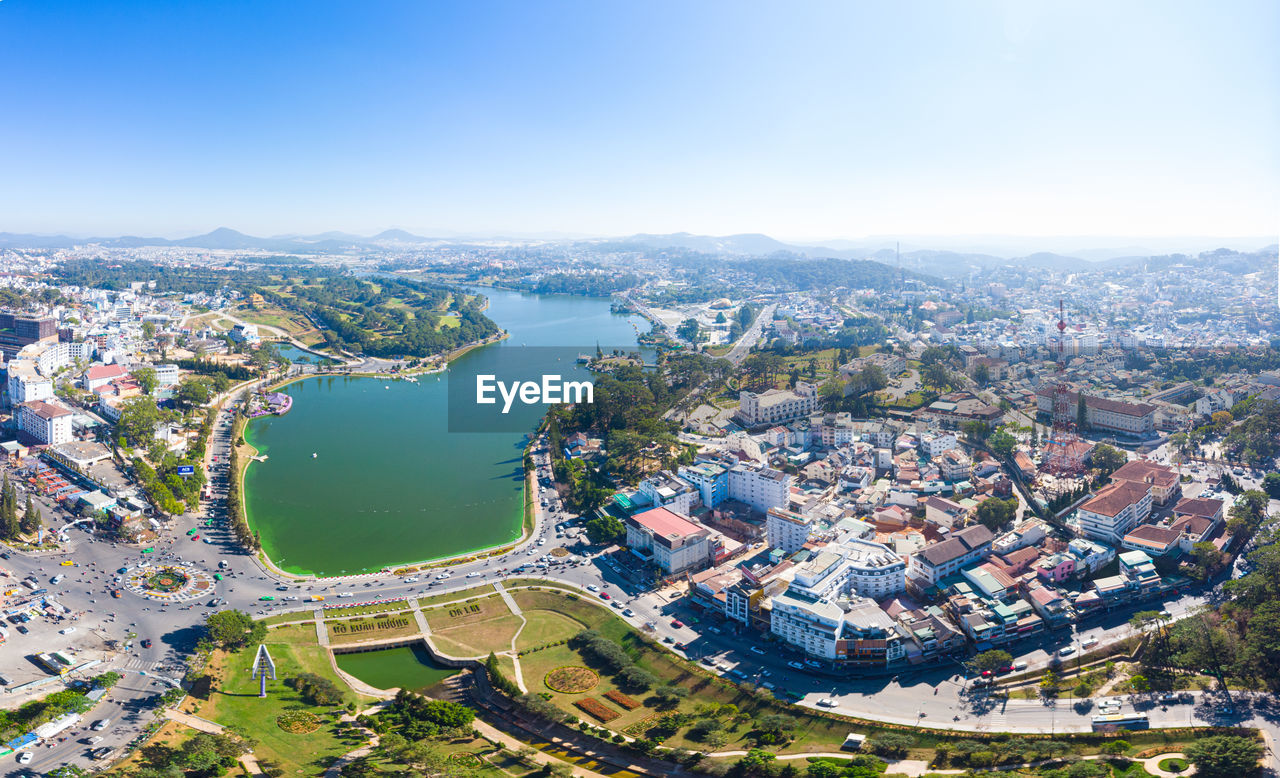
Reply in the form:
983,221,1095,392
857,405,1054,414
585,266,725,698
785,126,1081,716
17,400,74,446
7,369,54,405
737,382,818,427
907,525,995,587
766,507,814,554
637,471,698,516
921,431,957,459
153,363,180,387
727,463,792,512
770,590,906,666
789,535,906,601
1074,481,1153,544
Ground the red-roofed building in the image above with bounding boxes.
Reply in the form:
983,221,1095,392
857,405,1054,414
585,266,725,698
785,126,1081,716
82,364,130,392
626,507,713,574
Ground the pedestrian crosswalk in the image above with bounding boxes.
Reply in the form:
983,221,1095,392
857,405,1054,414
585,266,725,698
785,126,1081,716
123,657,159,671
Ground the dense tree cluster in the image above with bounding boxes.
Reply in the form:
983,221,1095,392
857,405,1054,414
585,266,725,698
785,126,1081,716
530,272,641,296
286,672,344,706
202,610,265,651
132,731,254,778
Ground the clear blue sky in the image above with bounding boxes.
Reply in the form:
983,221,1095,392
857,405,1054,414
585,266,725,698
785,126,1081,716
1,0,1276,240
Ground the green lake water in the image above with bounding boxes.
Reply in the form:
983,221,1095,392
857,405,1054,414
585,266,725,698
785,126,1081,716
335,644,457,692
243,287,646,575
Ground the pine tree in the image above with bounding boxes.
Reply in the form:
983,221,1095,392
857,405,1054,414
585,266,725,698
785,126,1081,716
19,495,36,535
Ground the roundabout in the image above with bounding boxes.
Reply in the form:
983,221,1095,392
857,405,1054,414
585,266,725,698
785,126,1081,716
124,563,216,602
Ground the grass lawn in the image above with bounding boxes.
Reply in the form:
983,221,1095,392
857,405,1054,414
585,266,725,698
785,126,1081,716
357,737,539,776
415,584,496,608
510,589,612,634
1157,758,1189,773
433,614,524,657
323,600,412,618
505,578,583,596
194,624,371,775
263,612,315,627
423,592,511,631
515,610,583,651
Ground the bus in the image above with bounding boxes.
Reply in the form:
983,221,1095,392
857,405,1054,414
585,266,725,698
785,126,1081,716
1091,713,1149,731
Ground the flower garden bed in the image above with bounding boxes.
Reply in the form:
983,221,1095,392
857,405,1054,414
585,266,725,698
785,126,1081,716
604,690,641,710
574,697,619,723
276,710,321,734
448,752,484,768
544,665,599,694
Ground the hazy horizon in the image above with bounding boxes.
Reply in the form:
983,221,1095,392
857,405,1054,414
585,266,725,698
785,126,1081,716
1,1,1277,240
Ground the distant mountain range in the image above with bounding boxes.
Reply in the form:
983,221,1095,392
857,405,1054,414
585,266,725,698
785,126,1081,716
0,226,442,254
0,227,1272,278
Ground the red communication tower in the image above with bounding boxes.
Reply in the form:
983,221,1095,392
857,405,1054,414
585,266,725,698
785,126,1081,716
1045,300,1084,475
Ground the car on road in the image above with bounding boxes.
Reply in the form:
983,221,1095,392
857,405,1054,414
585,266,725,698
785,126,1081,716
466,572,481,578
599,592,611,600
142,638,152,648
787,660,805,670
586,584,599,592
259,595,275,601
816,699,837,708
91,747,114,760
670,619,683,628
117,567,128,574
435,573,451,580
749,646,766,655
622,608,634,617
17,751,32,765
1058,646,1075,656
16,625,28,634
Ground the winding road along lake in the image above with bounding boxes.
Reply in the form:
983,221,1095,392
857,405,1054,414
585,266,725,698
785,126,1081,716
243,287,647,576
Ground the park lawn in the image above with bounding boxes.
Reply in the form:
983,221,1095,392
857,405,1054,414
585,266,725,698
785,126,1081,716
323,600,412,618
517,643,657,732
501,597,1234,760
415,584,496,608
515,610,584,651
504,578,583,596
327,611,422,645
510,589,612,633
432,614,524,657
195,624,369,775
422,591,511,631
359,738,523,777
439,314,461,328
263,611,314,627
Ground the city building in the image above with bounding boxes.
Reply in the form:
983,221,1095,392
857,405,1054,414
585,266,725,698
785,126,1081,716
766,507,814,554
625,506,712,575
737,382,818,427
907,525,995,588
1074,481,1153,544
16,400,74,446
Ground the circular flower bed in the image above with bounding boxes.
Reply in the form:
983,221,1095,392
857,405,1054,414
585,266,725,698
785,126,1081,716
144,567,190,593
276,710,321,734
544,665,599,693
449,752,483,768
1158,758,1189,774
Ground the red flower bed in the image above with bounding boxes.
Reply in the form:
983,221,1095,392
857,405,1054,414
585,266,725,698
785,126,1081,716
574,697,620,723
604,690,641,710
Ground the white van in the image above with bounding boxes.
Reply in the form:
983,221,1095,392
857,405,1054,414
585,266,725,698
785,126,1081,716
1081,637,1099,649
92,718,111,731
